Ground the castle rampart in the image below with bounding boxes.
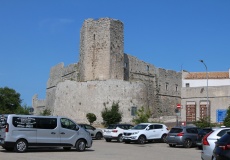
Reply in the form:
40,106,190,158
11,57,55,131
33,18,182,124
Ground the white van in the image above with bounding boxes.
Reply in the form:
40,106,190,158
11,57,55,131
0,114,92,152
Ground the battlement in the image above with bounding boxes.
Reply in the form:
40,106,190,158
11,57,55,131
47,62,79,89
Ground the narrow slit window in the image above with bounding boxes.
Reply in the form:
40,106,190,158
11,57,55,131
166,83,168,91
146,65,149,71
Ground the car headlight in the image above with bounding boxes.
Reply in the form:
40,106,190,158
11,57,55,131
132,131,139,135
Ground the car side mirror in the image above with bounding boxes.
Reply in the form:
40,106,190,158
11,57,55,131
146,127,149,130
76,125,79,131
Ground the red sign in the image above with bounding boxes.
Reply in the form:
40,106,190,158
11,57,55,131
177,104,181,108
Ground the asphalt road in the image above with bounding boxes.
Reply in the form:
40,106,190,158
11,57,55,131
0,140,201,160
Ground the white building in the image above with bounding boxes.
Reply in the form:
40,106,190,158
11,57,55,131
181,70,230,124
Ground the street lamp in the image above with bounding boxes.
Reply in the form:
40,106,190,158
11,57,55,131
199,60,209,124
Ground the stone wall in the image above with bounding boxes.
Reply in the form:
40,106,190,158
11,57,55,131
53,80,147,124
32,94,46,114
79,18,124,81
34,62,78,114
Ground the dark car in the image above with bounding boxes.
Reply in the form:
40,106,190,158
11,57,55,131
166,126,201,148
78,123,103,140
196,127,213,149
213,131,230,160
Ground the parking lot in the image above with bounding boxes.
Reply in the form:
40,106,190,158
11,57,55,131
0,140,201,160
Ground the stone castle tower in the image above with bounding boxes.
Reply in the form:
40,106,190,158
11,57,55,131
33,18,182,124
79,18,124,81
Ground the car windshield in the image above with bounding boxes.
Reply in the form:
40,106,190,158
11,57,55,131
107,125,117,129
131,124,148,130
169,128,183,133
218,132,230,143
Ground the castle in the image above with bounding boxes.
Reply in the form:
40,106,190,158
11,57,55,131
32,18,181,124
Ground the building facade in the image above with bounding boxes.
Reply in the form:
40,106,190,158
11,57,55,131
181,70,230,124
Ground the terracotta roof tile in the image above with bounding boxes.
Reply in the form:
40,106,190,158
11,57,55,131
185,72,229,79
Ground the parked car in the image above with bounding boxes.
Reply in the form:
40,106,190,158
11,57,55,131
122,123,169,144
213,131,230,160
201,127,230,160
0,114,92,152
0,114,8,140
78,123,103,140
103,124,134,142
196,127,214,149
166,126,201,148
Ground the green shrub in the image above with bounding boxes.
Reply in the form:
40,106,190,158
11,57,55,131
40,109,51,116
101,102,122,127
224,108,230,127
86,113,97,125
132,106,150,124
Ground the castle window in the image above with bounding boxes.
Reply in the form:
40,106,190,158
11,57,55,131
166,83,169,91
131,106,137,116
186,83,190,87
146,65,149,71
175,84,178,91
93,34,95,40
124,63,127,68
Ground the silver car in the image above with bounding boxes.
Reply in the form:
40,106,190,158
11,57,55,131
201,127,230,160
78,124,103,140
0,114,93,152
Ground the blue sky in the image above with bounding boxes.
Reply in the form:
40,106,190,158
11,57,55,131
1,0,230,106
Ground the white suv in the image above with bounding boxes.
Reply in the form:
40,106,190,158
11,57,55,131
103,124,134,142
122,123,169,144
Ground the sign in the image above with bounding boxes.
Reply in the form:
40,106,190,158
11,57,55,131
216,109,227,123
177,104,181,108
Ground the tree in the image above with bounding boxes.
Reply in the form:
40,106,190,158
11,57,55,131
101,102,122,127
0,87,29,114
224,107,230,127
40,109,51,116
86,113,97,125
193,117,211,128
15,104,30,115
132,106,151,124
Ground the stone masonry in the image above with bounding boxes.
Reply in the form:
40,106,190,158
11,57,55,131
33,18,181,124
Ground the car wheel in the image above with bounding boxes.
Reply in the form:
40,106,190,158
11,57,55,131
75,139,86,151
63,147,71,151
169,144,176,147
14,139,28,152
137,135,146,144
95,132,103,140
161,134,167,143
183,139,192,148
117,135,123,142
105,138,111,142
